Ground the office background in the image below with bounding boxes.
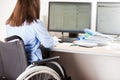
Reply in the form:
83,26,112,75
0,0,120,40
1,0,120,80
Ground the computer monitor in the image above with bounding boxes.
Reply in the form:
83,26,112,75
96,2,120,35
48,2,91,38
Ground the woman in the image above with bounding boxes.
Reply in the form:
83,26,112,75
6,0,57,63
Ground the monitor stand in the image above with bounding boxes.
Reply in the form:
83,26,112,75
69,32,78,38
60,32,78,42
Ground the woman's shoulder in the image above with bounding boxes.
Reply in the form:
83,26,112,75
32,20,43,27
31,19,46,30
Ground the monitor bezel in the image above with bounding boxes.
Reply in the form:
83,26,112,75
48,1,92,33
96,2,120,35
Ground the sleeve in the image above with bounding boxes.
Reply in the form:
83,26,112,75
33,21,57,48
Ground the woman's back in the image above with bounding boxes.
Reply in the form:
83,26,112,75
6,20,55,63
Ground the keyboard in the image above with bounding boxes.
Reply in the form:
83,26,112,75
60,37,77,43
112,39,120,44
83,36,114,46
76,40,98,48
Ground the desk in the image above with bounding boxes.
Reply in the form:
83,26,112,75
50,42,120,80
51,42,120,57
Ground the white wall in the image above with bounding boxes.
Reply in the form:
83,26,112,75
0,0,16,41
0,0,120,40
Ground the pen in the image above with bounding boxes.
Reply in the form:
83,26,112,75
78,45,94,48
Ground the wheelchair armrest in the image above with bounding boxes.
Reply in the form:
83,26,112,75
32,56,60,65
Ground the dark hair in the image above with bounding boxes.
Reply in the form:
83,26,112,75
6,0,40,26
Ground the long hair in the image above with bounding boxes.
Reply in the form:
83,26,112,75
6,0,40,26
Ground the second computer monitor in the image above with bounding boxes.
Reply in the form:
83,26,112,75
48,2,91,33
97,2,120,35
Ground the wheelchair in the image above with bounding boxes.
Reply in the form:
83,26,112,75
0,35,71,80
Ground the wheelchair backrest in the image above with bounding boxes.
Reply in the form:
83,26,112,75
0,35,28,80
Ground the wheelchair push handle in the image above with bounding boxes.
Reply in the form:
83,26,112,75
5,35,23,42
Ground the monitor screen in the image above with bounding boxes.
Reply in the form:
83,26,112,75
48,2,91,33
96,2,120,35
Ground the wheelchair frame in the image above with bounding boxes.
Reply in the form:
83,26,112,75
0,35,71,80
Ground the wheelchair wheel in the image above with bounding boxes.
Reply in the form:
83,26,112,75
50,61,65,77
17,66,61,80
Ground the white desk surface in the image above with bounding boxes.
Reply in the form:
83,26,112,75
51,42,120,57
